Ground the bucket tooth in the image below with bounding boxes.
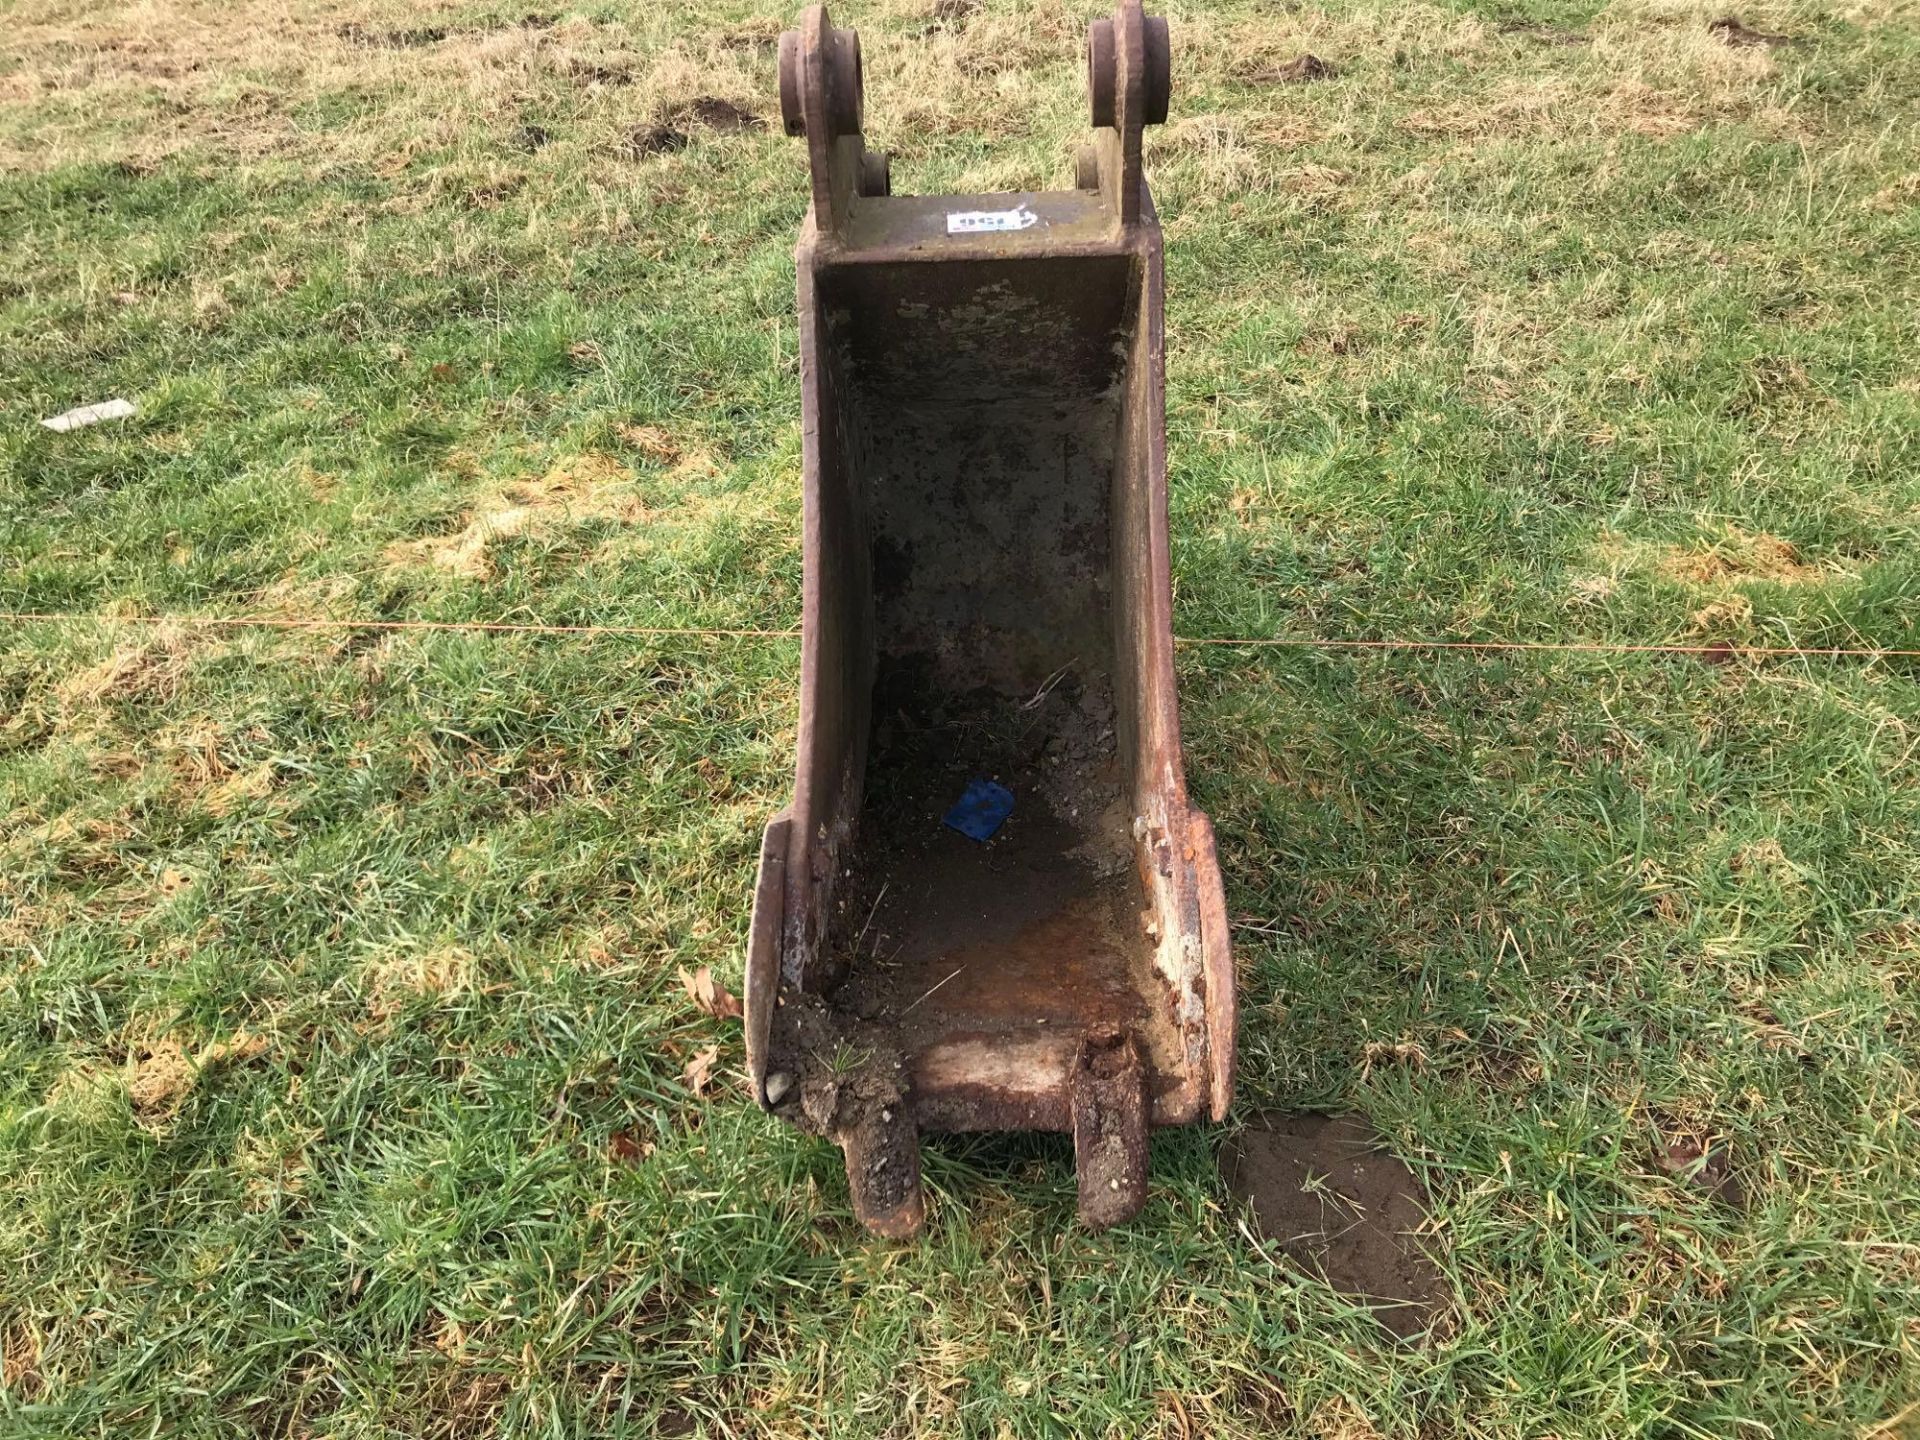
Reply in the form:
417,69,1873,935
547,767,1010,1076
1071,1030,1151,1229
745,0,1234,1238
839,1111,926,1239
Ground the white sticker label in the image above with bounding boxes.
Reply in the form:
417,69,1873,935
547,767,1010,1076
945,204,1040,235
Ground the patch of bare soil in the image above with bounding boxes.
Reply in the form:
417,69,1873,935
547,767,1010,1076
1498,21,1589,45
627,96,765,155
677,96,763,131
911,0,979,36
1248,54,1337,84
1658,1136,1751,1213
566,57,633,86
1708,16,1798,47
1221,1113,1447,1341
336,22,448,49
627,125,689,156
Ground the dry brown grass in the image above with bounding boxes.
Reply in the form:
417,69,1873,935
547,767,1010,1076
871,0,1084,144
1689,592,1757,634
1656,530,1829,586
382,452,645,579
1151,115,1343,200
1576,527,1847,607
45,1026,271,1125
54,622,194,713
150,718,291,816
126,1029,269,1116
1867,172,1920,210
1189,4,1496,75
1404,78,1705,140
363,941,477,1016
0,0,1809,208
0,0,770,172
0,1321,43,1401
1307,1393,1389,1440
122,1036,197,1115
0,806,134,883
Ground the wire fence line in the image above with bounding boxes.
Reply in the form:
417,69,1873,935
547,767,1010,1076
3,610,1917,662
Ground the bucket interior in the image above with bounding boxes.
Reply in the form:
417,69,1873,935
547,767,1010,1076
817,254,1182,1123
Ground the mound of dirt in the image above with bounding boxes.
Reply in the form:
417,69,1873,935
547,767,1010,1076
628,97,766,155
1708,16,1797,47
1250,54,1336,84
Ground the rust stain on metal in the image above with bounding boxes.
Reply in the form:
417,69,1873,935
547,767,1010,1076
745,1,1233,1237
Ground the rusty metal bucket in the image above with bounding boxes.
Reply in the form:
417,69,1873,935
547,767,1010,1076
744,1,1233,1237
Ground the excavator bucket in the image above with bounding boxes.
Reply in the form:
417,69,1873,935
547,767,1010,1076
744,1,1233,1237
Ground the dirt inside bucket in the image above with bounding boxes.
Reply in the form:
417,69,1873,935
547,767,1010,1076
1220,1113,1446,1340
807,663,1180,1128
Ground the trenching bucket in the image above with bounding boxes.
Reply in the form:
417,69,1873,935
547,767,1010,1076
744,1,1233,1237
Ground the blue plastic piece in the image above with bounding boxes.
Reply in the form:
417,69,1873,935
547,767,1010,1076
942,778,1015,842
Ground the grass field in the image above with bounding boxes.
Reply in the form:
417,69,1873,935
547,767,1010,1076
4,0,1920,1434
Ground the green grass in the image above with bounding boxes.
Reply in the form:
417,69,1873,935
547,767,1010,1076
4,0,1919,1434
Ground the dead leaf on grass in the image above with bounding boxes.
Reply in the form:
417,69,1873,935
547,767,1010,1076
678,965,743,1020
609,1128,655,1163
683,1043,722,1095
1656,1133,1746,1208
